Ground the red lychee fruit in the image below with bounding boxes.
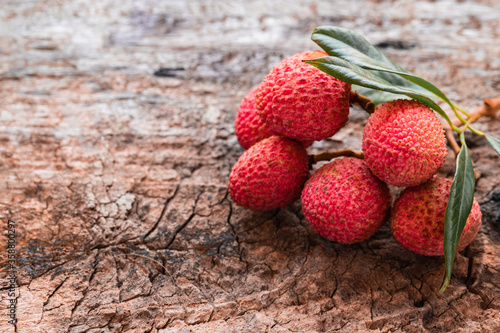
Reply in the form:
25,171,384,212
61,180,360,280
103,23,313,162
228,136,310,211
256,51,351,142
235,87,275,149
391,176,482,256
235,87,312,149
301,157,391,244
362,99,447,187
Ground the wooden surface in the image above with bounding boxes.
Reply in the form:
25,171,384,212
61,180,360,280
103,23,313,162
1,0,500,332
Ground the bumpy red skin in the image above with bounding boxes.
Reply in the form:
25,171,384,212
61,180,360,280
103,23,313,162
391,177,482,256
235,87,312,149
235,87,275,149
256,51,351,141
228,136,310,211
301,158,391,244
362,99,447,187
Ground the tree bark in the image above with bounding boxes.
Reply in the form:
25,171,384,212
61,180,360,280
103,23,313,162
1,1,500,332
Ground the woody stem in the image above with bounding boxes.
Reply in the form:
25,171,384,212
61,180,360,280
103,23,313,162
350,90,376,114
310,149,364,167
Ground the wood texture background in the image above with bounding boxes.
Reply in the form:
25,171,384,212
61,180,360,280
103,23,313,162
1,0,500,332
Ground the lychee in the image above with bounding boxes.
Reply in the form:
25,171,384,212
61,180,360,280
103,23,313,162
362,99,447,187
235,87,275,149
228,135,310,211
390,176,482,256
235,87,312,149
301,157,391,244
256,51,351,142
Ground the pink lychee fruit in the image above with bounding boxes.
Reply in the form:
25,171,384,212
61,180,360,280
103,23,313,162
228,135,310,211
256,51,351,142
301,157,391,244
235,87,312,149
362,99,447,187
391,176,482,256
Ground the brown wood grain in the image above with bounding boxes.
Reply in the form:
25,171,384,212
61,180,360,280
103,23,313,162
1,1,500,332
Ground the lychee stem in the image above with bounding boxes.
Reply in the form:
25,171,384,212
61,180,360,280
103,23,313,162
452,96,500,132
350,90,376,114
445,128,461,155
309,149,364,167
484,96,500,115
451,106,470,133
453,104,471,118
445,95,500,156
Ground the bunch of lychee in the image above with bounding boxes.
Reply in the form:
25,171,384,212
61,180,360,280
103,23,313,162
228,51,482,256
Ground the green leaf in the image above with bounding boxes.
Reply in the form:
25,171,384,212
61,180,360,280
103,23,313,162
312,25,402,70
485,134,500,157
351,84,409,105
352,85,410,105
440,133,476,294
352,68,424,104
311,26,454,110
304,56,453,126
354,69,434,105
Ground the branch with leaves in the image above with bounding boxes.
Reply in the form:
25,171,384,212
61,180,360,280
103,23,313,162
304,26,500,294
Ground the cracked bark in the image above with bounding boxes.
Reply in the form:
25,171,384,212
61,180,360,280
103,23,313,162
1,0,500,332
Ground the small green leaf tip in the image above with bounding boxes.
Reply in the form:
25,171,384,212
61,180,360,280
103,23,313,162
441,133,476,294
439,274,451,295
486,134,500,157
